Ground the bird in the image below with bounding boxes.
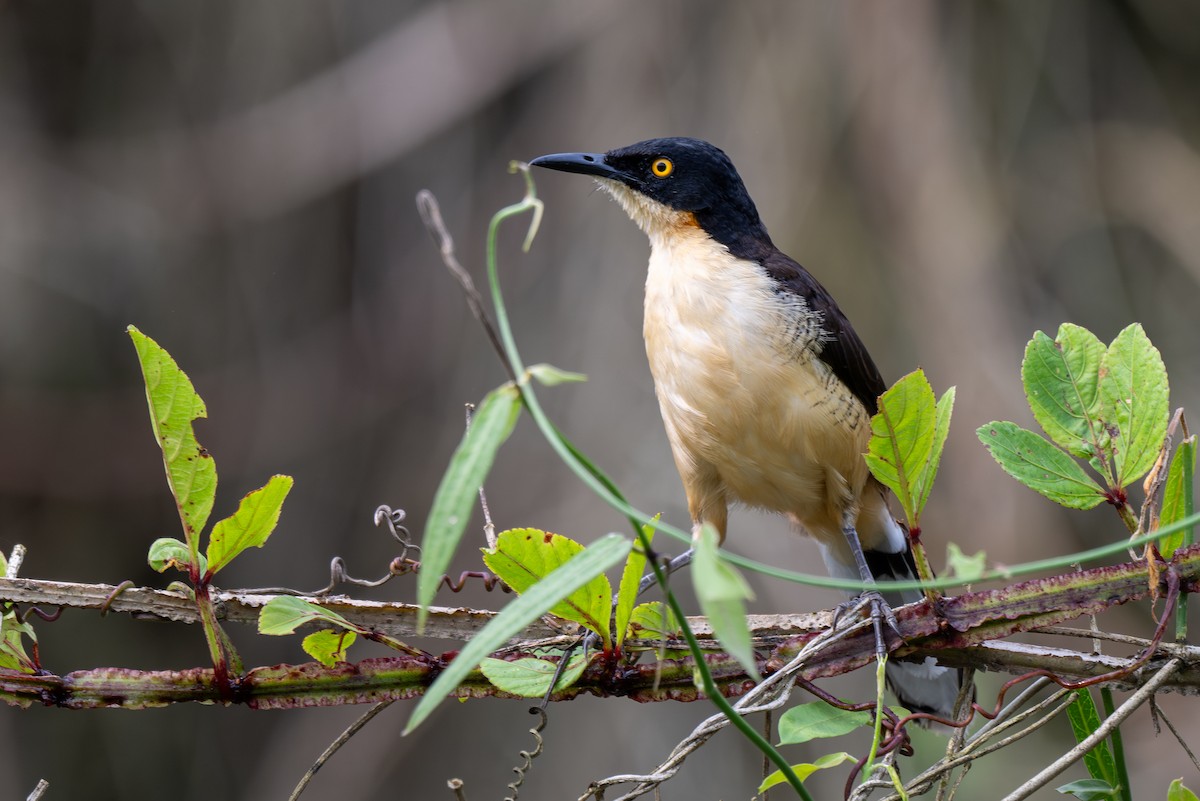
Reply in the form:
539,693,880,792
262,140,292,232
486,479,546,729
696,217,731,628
530,136,960,722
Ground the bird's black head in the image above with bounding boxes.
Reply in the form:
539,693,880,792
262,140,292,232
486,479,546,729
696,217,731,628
530,137,770,253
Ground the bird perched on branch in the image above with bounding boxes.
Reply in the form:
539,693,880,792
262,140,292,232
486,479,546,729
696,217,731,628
531,137,959,722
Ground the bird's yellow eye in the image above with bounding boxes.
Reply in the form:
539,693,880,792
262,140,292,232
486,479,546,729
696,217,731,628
651,157,674,178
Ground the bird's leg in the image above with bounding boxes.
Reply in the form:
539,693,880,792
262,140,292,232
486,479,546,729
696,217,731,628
834,521,901,661
636,548,694,596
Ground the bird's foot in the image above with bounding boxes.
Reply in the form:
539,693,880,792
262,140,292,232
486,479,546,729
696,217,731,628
831,590,902,660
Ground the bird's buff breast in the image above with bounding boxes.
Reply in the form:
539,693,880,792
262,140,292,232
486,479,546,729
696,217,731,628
641,230,870,514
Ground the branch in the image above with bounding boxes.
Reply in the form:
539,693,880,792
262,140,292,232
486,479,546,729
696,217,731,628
3,544,1200,710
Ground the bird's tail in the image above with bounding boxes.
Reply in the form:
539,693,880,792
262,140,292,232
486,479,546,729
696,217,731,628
819,540,964,727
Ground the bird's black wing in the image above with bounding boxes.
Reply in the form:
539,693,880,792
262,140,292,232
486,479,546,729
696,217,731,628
761,249,887,416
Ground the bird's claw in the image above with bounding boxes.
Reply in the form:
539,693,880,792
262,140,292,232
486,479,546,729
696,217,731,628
832,590,901,660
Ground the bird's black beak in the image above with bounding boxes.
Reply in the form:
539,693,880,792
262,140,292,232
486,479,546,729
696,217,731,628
529,151,630,183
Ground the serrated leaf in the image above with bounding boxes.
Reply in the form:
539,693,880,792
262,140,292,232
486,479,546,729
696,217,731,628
915,385,955,514
977,422,1105,509
302,629,357,667
128,326,217,553
945,542,986,582
417,384,521,632
147,537,206,575
1160,436,1196,557
1066,689,1118,786
864,370,937,526
758,752,856,793
1168,779,1200,801
1023,325,1106,459
692,523,759,682
626,602,682,641
258,595,356,636
483,528,613,648
404,533,631,735
206,475,293,576
777,701,872,745
526,363,587,386
1100,323,1169,487
614,517,657,649
1055,779,1120,800
479,651,588,697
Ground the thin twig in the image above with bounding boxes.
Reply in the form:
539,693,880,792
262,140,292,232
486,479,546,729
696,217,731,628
416,189,516,383
1149,696,1200,774
1002,657,1184,801
25,779,49,801
6,544,25,579
288,700,395,801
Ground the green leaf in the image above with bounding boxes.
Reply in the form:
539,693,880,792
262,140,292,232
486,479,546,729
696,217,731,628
302,629,357,667
206,475,293,576
1160,436,1196,557
692,523,759,682
625,602,683,642
128,326,218,553
0,595,37,673
1055,779,1120,800
915,385,955,515
777,701,873,745
758,752,855,793
417,384,521,633
864,370,937,527
614,517,657,649
404,533,631,735
483,528,614,648
945,542,986,582
977,422,1106,509
1168,779,1200,801
147,537,206,575
526,363,587,386
479,651,588,697
1023,325,1107,459
1066,689,1118,785
258,596,357,636
1100,323,1169,488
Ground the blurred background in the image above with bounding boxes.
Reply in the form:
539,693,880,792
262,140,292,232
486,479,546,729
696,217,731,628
2,1,1199,798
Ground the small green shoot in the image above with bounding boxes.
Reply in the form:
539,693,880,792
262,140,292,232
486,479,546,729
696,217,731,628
129,326,294,684
417,383,521,633
979,323,1169,529
864,369,954,593
258,594,421,663
403,532,631,735
0,551,37,673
